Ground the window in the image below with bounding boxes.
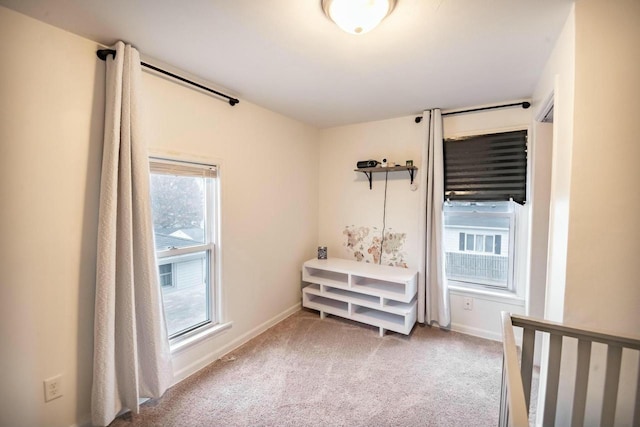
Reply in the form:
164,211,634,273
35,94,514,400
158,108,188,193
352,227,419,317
149,159,218,340
159,263,174,288
442,129,527,293
458,233,501,255
444,201,515,290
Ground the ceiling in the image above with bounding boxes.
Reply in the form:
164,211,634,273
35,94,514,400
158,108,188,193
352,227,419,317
1,0,573,128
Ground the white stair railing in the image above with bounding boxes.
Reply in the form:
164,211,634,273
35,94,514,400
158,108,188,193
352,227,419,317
500,312,640,427
500,312,531,427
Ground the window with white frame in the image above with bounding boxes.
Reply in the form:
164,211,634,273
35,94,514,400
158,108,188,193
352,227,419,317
149,158,218,340
442,129,527,292
444,201,515,290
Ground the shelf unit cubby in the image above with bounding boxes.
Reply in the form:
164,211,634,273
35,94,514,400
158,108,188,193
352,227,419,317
302,258,418,337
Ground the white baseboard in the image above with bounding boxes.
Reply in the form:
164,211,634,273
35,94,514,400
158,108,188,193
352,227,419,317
450,322,502,342
171,302,301,384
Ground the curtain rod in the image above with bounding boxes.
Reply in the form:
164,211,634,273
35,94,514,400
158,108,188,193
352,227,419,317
96,49,239,106
414,101,530,123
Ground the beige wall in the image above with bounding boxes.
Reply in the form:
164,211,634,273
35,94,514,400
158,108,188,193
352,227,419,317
534,0,640,337
318,116,423,268
564,0,640,337
318,106,532,340
531,2,640,424
0,7,104,427
0,6,319,427
532,5,576,323
143,70,320,384
530,9,576,420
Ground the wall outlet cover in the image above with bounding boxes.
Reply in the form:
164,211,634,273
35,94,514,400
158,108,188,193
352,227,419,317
44,375,63,402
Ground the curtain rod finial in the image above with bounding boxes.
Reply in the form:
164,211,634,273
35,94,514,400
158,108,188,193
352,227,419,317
415,116,422,123
97,49,116,61
522,101,531,109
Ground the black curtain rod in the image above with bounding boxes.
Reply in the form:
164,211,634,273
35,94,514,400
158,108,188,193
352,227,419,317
96,49,239,106
414,101,530,123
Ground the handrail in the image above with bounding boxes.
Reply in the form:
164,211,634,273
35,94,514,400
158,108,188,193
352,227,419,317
500,312,529,427
500,312,640,427
509,314,640,350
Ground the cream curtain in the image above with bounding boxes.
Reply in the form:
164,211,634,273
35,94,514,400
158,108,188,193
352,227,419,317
92,41,172,426
417,109,450,326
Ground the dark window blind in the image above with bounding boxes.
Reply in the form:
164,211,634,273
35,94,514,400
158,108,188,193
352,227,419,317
443,130,527,204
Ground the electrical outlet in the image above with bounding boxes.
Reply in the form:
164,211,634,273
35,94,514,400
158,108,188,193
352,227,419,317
44,375,63,402
463,297,473,311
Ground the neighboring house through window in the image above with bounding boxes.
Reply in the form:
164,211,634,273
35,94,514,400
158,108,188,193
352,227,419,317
444,201,514,290
149,158,218,340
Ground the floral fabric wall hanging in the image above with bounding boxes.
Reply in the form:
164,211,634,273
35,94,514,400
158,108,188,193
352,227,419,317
343,225,408,268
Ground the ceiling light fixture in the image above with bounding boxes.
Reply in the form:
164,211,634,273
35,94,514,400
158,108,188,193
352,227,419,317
322,0,396,35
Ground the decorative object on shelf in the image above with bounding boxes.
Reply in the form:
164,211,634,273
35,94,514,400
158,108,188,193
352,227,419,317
321,0,397,35
381,158,388,167
317,246,328,259
302,258,418,337
406,160,413,167
353,165,418,189
356,160,379,168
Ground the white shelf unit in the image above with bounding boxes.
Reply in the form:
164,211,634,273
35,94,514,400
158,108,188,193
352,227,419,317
302,258,418,337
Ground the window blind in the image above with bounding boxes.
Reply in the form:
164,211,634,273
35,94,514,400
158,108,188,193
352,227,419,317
443,130,527,204
150,158,217,178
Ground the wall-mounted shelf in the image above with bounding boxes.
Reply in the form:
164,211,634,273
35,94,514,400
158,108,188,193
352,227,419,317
354,166,418,189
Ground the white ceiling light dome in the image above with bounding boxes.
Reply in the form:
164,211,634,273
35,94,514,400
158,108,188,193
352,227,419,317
322,0,397,35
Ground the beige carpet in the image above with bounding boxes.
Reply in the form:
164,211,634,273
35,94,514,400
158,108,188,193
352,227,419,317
111,310,504,427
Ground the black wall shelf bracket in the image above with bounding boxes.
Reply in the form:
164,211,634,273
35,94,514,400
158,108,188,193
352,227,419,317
354,166,418,190
363,171,373,190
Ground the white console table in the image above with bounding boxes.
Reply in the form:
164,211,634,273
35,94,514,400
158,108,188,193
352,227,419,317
302,258,418,337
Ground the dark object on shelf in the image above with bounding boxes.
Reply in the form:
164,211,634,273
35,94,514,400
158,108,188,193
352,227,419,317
357,160,380,169
354,166,418,190
406,160,413,167
318,246,327,260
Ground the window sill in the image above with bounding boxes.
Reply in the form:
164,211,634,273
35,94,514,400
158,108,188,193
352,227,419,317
448,284,525,306
170,321,233,355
